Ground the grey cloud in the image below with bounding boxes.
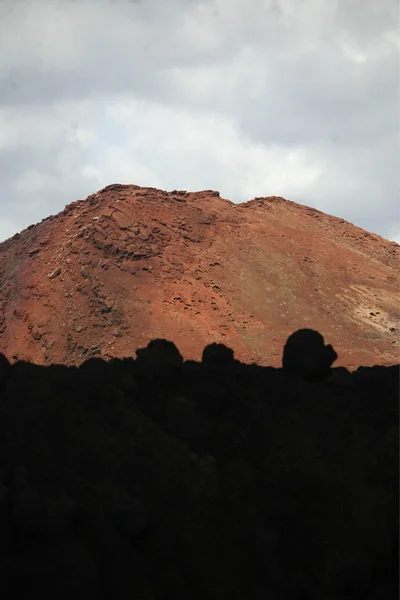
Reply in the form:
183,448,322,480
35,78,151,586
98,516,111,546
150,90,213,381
0,0,398,242
335,0,399,43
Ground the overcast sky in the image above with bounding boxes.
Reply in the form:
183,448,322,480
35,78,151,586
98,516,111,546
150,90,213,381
0,0,399,243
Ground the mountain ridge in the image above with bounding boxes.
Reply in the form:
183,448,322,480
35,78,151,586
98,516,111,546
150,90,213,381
0,183,398,368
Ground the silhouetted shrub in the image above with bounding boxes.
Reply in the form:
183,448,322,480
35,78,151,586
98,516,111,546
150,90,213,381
282,328,338,381
0,332,397,600
135,338,183,368
202,342,235,365
0,352,10,390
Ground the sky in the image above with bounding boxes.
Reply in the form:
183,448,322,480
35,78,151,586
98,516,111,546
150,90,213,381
0,0,399,243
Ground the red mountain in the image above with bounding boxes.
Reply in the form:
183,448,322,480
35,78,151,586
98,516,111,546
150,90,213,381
0,183,398,369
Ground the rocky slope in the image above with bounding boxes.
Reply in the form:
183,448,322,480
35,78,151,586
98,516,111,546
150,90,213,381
0,183,398,368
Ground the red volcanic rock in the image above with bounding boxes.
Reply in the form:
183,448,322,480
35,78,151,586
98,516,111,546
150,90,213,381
0,183,398,369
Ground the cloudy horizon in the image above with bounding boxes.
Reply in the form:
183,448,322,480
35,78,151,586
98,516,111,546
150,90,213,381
0,0,399,244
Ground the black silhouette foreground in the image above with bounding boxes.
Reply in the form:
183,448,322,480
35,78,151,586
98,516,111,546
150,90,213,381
0,329,398,599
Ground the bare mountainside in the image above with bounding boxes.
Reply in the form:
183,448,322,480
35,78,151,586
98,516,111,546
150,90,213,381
0,183,398,368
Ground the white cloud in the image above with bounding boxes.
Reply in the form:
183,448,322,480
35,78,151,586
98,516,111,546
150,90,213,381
101,98,326,200
387,225,400,244
0,0,398,244
12,169,57,195
0,217,22,244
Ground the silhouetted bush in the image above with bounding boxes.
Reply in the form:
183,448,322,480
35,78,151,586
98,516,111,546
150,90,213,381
136,338,183,368
202,342,236,365
282,328,338,381
0,330,398,599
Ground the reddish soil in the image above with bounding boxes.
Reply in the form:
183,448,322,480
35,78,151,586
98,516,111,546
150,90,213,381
0,183,398,369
